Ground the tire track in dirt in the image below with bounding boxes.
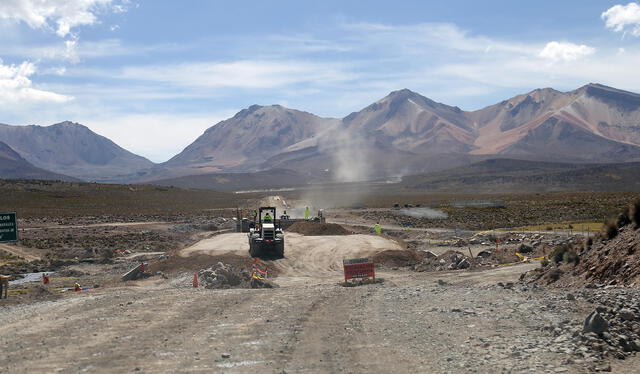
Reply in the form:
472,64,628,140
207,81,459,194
282,286,419,373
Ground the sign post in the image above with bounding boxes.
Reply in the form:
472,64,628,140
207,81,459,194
0,212,17,243
343,257,375,284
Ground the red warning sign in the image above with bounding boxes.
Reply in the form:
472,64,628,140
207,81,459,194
343,258,375,282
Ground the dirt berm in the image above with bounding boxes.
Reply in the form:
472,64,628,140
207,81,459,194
286,222,351,236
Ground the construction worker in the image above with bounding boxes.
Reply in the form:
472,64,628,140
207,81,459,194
374,223,382,235
263,212,273,222
304,206,310,220
74,282,81,292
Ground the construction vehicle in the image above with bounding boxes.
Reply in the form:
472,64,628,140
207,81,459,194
248,207,285,260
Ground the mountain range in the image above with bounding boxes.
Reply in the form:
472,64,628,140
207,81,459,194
1,83,639,186
0,121,154,182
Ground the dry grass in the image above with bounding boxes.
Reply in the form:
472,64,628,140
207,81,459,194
0,179,247,218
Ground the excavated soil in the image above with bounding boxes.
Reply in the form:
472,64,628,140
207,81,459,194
286,222,352,236
373,249,426,268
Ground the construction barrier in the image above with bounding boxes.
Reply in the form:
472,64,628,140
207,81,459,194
343,258,375,283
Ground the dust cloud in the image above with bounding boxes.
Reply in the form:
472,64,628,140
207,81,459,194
326,128,373,183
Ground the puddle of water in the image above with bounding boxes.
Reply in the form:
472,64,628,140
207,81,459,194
9,272,55,285
395,208,448,219
241,340,263,346
217,360,264,368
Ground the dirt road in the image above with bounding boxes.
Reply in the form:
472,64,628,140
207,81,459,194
0,243,41,261
1,233,635,373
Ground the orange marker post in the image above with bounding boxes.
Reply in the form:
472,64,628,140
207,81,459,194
192,272,199,288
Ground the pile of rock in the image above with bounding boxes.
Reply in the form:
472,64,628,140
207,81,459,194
579,290,640,361
414,250,472,272
197,262,277,289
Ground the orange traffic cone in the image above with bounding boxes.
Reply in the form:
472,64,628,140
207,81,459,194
192,272,199,288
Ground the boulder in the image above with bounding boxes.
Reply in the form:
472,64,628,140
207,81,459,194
583,311,609,334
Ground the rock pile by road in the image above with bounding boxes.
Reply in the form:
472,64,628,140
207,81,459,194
414,250,472,271
578,288,640,362
197,262,277,289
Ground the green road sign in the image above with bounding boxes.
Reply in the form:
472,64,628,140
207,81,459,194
0,212,18,242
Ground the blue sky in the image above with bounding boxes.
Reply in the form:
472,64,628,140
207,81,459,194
1,1,640,161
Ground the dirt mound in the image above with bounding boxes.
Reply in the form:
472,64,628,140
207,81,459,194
197,262,278,289
286,222,351,236
373,249,425,268
524,201,640,287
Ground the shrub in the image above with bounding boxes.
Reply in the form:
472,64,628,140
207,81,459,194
563,249,580,265
617,206,631,228
551,244,570,263
604,220,619,240
631,200,640,229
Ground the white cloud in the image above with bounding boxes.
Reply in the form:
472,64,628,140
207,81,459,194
0,0,118,37
0,59,72,105
538,41,595,62
111,60,355,89
344,22,534,55
602,2,640,36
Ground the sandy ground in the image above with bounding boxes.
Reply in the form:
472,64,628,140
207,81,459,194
1,231,638,373
180,232,401,278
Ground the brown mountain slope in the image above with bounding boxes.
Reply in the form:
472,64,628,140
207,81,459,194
342,88,477,154
0,121,154,182
470,84,640,159
0,141,78,181
162,105,339,177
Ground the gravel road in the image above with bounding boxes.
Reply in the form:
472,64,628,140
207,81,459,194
1,234,638,373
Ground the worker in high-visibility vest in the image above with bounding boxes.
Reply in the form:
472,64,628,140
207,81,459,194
304,206,310,220
374,223,382,235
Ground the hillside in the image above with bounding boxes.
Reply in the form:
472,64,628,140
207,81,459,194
0,141,78,181
150,168,310,192
0,121,154,182
401,159,640,193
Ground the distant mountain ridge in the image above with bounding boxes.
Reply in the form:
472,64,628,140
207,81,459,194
0,121,154,182
158,83,640,182
1,83,640,184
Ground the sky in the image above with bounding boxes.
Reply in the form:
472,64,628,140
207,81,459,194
1,0,640,162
